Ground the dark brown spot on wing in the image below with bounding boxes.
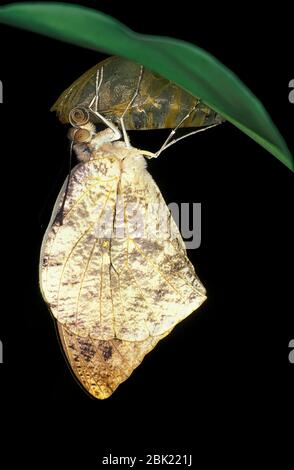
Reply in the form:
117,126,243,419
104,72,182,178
101,344,112,360
77,338,96,362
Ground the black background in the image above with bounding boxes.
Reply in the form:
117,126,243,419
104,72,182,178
0,0,293,464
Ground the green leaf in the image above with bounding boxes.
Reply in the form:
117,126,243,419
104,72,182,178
0,2,293,172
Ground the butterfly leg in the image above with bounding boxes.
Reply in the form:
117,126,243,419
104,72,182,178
155,104,221,157
156,122,221,156
88,67,121,140
119,65,144,147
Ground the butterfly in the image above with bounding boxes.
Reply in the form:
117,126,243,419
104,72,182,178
40,61,220,399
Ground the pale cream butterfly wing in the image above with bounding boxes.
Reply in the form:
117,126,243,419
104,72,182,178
40,148,120,340
108,147,206,340
40,140,206,343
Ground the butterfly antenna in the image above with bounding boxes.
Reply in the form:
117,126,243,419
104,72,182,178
38,141,73,228
57,139,74,225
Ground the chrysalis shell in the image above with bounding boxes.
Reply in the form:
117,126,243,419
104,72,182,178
51,56,223,130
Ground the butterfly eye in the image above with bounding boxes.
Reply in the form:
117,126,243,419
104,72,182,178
67,127,91,143
69,107,89,126
74,128,91,143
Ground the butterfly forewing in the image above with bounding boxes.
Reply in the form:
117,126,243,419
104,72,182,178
40,145,206,345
